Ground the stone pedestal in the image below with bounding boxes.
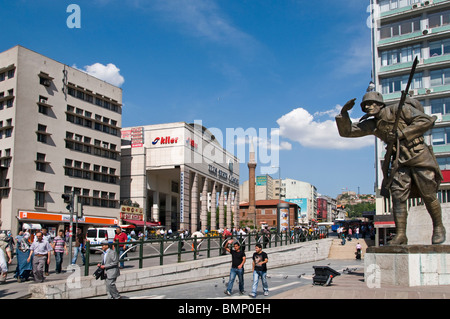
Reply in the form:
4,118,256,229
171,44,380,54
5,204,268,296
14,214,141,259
364,245,450,287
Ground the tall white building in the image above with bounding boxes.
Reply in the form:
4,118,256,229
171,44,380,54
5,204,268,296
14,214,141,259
370,0,450,233
280,178,318,224
121,122,240,233
0,46,122,235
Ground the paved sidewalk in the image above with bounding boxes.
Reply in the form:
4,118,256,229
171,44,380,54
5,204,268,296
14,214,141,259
271,266,450,299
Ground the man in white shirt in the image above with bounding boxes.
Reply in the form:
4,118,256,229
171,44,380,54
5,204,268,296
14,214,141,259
28,232,52,282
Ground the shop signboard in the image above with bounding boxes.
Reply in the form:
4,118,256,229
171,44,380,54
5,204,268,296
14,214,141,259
256,175,267,186
285,198,308,220
180,170,185,223
120,205,143,221
277,203,290,233
121,127,144,148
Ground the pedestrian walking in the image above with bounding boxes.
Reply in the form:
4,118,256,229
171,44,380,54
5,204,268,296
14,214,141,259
249,243,269,298
97,240,121,299
114,227,127,268
355,242,362,260
71,228,86,265
0,233,12,284
27,231,52,283
14,232,33,282
52,230,68,273
224,239,246,296
41,228,52,276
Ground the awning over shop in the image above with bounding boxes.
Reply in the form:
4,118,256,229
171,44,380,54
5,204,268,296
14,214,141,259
119,224,135,229
122,219,161,227
18,211,118,226
22,223,42,230
373,214,395,228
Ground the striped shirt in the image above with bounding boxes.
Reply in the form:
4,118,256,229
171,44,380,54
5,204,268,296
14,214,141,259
53,236,66,253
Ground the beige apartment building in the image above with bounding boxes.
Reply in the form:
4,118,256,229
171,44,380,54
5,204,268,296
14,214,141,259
0,46,122,236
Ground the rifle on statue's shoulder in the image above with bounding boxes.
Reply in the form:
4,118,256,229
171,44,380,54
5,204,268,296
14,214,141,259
380,56,419,198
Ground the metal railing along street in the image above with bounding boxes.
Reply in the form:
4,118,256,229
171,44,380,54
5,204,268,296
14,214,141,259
83,229,329,276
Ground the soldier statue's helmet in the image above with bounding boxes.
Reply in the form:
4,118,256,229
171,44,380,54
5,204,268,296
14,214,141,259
360,91,385,112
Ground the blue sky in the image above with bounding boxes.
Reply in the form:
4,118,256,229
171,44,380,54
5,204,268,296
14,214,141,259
1,0,376,198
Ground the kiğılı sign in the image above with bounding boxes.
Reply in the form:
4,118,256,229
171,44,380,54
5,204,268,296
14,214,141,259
152,136,179,145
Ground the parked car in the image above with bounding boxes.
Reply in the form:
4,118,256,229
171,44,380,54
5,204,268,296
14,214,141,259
86,227,116,253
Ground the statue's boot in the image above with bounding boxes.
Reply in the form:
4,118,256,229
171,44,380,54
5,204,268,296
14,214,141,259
389,200,408,245
426,199,446,245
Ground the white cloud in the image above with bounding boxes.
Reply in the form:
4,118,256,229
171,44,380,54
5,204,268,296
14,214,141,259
277,107,374,150
234,130,292,152
148,0,259,51
75,63,125,87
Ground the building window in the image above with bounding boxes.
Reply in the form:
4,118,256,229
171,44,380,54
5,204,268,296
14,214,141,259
381,44,421,66
35,182,46,207
429,39,450,58
380,17,420,40
429,9,450,29
431,127,450,145
37,124,48,143
430,98,450,115
381,73,422,94
437,156,450,170
36,153,47,172
7,69,15,79
379,0,420,13
430,68,450,87
1,179,10,197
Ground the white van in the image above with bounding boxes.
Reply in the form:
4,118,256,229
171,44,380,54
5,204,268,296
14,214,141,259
86,227,116,252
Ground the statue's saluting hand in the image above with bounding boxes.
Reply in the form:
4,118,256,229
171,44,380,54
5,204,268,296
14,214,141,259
341,98,356,114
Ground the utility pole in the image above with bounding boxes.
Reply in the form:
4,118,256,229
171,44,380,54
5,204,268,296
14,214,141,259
62,191,75,260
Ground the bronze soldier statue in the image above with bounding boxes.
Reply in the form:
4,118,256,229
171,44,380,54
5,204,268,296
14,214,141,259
335,91,446,245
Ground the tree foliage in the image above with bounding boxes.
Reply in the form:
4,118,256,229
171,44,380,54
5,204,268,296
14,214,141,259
345,202,375,218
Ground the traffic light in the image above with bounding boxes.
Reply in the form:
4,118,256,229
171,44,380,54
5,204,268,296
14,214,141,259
61,193,71,203
73,194,83,218
62,193,72,211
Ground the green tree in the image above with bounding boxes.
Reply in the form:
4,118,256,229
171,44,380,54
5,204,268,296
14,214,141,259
345,202,375,218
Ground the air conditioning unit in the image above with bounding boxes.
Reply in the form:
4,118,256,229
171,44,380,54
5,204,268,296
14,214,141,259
422,29,430,35
432,113,442,122
412,3,421,9
409,89,418,96
426,88,434,94
40,98,47,104
423,0,433,6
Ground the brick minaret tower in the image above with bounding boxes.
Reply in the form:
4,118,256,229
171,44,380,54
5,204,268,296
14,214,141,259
248,139,257,226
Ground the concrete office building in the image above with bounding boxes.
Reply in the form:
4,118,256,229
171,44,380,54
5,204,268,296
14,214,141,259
120,122,240,233
0,46,122,235
279,178,318,224
239,174,274,203
370,0,450,236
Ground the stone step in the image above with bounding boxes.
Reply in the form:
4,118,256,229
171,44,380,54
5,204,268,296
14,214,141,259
328,238,374,260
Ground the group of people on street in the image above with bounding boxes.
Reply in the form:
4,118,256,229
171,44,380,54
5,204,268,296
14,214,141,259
337,224,374,245
223,239,269,298
0,226,89,284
